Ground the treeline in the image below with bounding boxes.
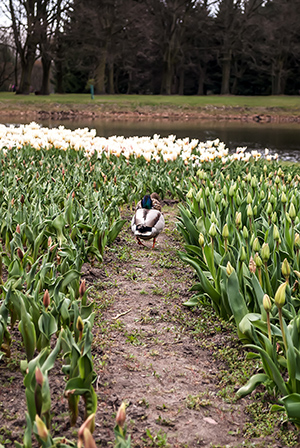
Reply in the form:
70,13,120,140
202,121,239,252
1,0,300,96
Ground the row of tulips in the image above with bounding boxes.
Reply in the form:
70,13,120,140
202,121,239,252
177,158,300,427
0,143,139,447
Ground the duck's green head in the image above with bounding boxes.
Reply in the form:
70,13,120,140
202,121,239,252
141,195,152,209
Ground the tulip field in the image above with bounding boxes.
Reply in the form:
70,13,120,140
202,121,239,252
0,122,299,446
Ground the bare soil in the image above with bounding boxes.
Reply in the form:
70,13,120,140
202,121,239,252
0,204,298,447
1,103,300,123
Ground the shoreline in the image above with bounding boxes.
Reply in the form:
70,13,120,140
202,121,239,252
1,107,300,124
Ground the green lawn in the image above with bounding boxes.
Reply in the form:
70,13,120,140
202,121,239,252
1,92,300,115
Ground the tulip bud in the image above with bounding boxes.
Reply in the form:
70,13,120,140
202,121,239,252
43,289,50,309
35,367,44,387
274,282,287,309
211,211,217,224
17,248,24,260
273,225,280,241
242,226,249,239
47,236,52,247
247,192,252,204
251,175,257,188
195,190,202,202
263,164,267,173
198,233,205,247
271,212,277,223
281,192,287,204
222,185,227,195
16,224,21,234
77,316,84,340
261,243,270,262
252,237,260,253
235,212,242,229
254,252,263,268
281,258,290,281
229,184,236,197
200,198,205,210
78,414,96,448
214,191,221,203
20,194,25,205
186,188,195,199
278,167,284,177
35,415,48,441
247,204,253,217
222,223,229,239
263,294,272,313
209,223,217,238
266,202,273,215
116,402,126,428
240,246,247,262
285,212,291,224
288,202,296,220
205,186,210,197
249,255,256,274
275,174,280,184
79,279,86,298
295,233,300,249
260,190,265,200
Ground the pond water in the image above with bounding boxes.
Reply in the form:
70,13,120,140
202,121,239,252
3,117,300,162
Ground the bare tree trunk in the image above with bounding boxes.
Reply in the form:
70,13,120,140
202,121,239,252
17,50,36,94
14,49,18,88
197,65,206,95
40,57,51,95
95,46,107,94
107,61,114,94
221,50,232,94
55,58,64,93
178,67,184,95
161,59,172,95
272,60,284,95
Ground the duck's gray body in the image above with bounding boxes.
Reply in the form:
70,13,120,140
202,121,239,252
131,208,165,241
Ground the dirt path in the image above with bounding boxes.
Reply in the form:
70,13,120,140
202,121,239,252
81,204,264,448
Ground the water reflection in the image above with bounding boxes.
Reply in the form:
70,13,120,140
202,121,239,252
3,117,300,162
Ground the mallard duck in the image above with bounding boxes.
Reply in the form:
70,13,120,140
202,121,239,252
131,193,165,248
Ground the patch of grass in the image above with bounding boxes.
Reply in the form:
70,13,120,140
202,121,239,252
125,329,145,346
186,392,212,410
1,92,300,117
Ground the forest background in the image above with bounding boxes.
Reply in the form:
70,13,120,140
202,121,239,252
0,0,300,99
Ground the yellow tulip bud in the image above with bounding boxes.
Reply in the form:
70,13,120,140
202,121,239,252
281,258,290,281
209,223,217,238
226,261,234,276
288,202,296,219
254,252,263,268
274,282,287,309
35,415,48,441
252,237,260,253
222,223,229,239
198,233,205,247
261,243,270,262
263,294,272,313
